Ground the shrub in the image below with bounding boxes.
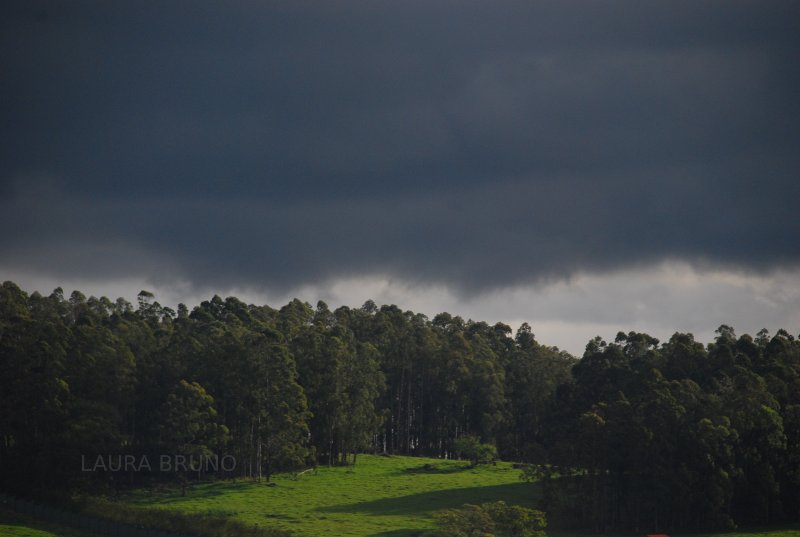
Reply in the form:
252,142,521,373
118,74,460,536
433,500,546,537
453,436,497,467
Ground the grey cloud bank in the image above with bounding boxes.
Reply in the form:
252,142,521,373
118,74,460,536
2,1,799,351
7,263,800,357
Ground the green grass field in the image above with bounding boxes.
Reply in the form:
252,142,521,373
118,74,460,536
83,455,800,537
113,454,537,536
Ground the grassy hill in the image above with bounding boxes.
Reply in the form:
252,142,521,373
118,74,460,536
78,455,800,537
104,454,537,536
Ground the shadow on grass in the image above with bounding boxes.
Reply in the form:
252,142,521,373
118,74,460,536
369,529,428,537
399,463,473,476
318,482,540,517
125,480,256,505
0,508,102,537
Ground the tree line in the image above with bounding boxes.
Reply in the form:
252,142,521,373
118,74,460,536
1,280,799,531
532,327,800,531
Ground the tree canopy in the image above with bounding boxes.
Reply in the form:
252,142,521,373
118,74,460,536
1,280,799,532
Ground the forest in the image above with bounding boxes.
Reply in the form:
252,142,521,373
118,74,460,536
1,280,799,532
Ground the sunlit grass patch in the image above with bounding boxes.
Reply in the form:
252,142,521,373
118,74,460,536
112,454,538,536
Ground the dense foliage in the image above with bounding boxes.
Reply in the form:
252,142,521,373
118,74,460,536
532,329,800,531
433,501,546,537
1,281,799,532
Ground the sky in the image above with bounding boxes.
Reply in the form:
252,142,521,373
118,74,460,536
2,1,799,355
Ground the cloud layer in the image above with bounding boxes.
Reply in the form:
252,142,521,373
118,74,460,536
2,1,799,337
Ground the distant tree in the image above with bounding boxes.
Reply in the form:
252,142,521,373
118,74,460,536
292,306,384,466
251,332,311,481
337,339,385,465
454,435,497,467
0,283,71,490
501,326,573,462
160,380,229,494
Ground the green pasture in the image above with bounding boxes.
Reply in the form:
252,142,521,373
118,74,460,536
80,455,800,537
114,454,536,536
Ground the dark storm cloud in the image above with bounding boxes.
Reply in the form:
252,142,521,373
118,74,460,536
2,1,799,293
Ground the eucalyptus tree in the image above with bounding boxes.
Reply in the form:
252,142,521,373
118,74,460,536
290,303,384,465
160,380,229,491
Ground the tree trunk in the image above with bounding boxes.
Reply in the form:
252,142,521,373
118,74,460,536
256,416,262,481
